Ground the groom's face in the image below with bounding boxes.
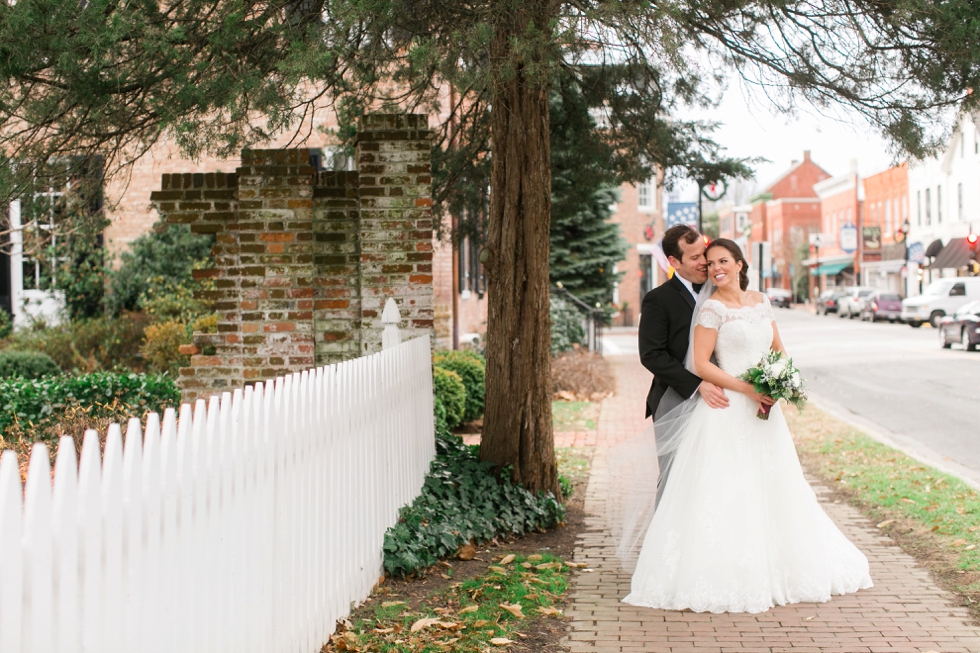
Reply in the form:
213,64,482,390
669,236,709,285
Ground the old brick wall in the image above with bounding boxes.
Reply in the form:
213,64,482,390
150,114,435,402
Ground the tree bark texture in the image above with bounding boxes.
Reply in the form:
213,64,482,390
480,1,561,500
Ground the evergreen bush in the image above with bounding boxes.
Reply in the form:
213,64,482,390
0,310,12,340
550,296,586,356
0,350,62,379
433,366,466,429
433,350,485,422
141,320,191,377
382,430,564,576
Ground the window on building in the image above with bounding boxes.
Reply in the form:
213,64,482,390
637,178,655,211
925,188,931,225
903,195,908,220
958,182,964,220
937,185,942,223
917,190,922,226
884,200,891,235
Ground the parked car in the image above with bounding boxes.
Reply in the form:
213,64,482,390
837,287,876,319
902,277,980,327
766,287,792,308
939,300,980,350
816,289,845,315
859,291,903,322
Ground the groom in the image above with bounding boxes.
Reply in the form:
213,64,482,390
638,225,729,491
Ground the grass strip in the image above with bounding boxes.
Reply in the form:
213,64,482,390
551,400,599,432
324,553,570,652
787,405,980,612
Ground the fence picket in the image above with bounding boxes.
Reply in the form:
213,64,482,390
23,444,53,653
0,336,435,653
0,451,23,653
52,436,78,653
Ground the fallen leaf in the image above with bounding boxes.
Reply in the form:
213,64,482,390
804,616,814,621
459,605,479,614
971,525,979,532
499,554,515,565
489,566,508,575
457,543,477,561
490,638,515,646
967,544,977,551
537,606,563,616
901,498,916,504
952,539,968,547
535,562,559,570
410,617,441,633
382,601,405,608
521,562,533,569
373,627,394,634
473,619,489,627
566,562,589,568
524,593,539,600
526,554,543,562
931,525,940,531
440,573,452,580
876,520,895,529
499,603,525,618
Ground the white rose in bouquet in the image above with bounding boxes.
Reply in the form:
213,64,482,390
770,358,789,377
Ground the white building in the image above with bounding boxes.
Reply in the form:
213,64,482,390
906,112,980,296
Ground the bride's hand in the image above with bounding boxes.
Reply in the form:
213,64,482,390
743,385,775,406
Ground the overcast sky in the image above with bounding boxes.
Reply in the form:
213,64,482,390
670,74,900,204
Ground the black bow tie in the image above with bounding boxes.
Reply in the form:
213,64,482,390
692,283,704,294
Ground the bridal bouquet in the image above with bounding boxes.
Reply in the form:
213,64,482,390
738,350,808,420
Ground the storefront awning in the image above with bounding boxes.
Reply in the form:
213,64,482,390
810,261,852,276
927,237,973,270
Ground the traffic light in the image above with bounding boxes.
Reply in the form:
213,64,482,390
968,233,978,250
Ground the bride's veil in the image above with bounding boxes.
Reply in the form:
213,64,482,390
606,277,716,571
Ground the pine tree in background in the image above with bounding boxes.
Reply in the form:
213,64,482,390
548,75,627,308
549,186,625,307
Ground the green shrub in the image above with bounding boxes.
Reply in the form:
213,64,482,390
0,351,62,379
382,432,565,576
5,314,150,373
0,310,12,340
433,350,485,422
141,320,191,377
433,366,466,429
106,222,215,317
0,372,180,438
550,296,586,355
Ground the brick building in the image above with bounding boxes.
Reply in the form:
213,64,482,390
609,175,665,326
861,163,909,294
811,163,862,295
743,151,830,293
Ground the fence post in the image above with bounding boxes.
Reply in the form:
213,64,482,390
382,299,402,350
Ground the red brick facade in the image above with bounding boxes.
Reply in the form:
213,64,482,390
150,115,435,402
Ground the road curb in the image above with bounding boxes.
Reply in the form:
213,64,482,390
809,391,980,493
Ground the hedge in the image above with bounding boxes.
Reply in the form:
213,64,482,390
0,350,62,379
432,366,466,429
0,372,180,437
433,350,485,422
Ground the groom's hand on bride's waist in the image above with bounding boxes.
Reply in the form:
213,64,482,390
698,382,729,409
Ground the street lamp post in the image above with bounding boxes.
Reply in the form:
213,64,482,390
900,218,910,297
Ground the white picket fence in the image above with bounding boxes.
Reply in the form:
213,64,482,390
0,335,435,653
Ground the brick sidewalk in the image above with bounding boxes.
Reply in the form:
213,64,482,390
563,354,980,653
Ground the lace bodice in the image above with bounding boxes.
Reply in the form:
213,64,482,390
696,296,774,376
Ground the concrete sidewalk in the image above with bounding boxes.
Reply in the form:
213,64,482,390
562,355,980,653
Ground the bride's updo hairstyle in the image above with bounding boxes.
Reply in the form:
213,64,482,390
706,238,750,291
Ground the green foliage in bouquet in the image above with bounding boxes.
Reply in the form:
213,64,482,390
738,350,808,419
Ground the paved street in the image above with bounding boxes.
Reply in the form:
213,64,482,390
601,306,980,487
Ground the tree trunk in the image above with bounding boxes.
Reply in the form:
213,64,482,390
479,2,561,500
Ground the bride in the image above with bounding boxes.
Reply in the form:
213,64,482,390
622,238,872,614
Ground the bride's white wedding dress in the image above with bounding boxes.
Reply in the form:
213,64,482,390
623,297,872,613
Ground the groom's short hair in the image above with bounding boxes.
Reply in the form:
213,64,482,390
662,225,701,262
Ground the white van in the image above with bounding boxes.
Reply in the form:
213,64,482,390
901,277,980,327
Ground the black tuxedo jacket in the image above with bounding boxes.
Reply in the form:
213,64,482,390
638,274,703,418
